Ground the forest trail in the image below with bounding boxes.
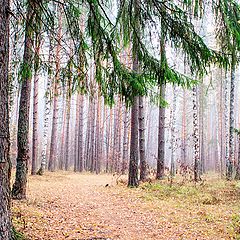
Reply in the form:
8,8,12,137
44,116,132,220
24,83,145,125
12,172,236,240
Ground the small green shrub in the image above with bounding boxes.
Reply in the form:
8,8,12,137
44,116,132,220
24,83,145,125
12,227,27,240
230,214,240,240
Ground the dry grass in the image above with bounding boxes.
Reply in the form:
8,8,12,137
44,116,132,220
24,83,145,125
12,172,240,239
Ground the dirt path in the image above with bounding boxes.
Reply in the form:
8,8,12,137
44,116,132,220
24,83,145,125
13,172,233,240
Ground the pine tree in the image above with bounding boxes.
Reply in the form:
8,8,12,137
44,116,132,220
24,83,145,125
0,0,12,237
48,4,62,172
12,0,37,199
156,15,167,180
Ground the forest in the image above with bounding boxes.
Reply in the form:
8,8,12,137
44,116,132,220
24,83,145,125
1,0,240,239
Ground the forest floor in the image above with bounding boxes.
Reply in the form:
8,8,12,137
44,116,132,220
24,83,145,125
12,172,240,240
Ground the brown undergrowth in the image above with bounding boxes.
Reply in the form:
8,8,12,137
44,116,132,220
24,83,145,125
12,172,240,239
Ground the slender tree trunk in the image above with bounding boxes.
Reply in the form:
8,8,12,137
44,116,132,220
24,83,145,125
0,0,12,236
122,104,129,174
106,108,113,172
95,92,102,173
128,95,139,187
31,29,41,175
117,98,123,173
156,18,166,180
218,69,224,177
37,28,54,175
100,104,105,171
77,94,84,172
228,48,236,180
48,5,62,172
12,0,36,199
113,97,120,172
193,86,201,182
59,92,66,170
74,94,80,172
85,97,92,170
90,96,96,172
128,0,140,187
156,84,166,179
224,71,230,178
235,134,240,179
181,89,187,165
199,83,205,174
146,104,152,163
170,86,177,177
139,96,147,181
64,70,72,171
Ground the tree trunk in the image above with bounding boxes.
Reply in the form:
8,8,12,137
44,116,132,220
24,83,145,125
122,104,129,174
170,86,177,177
228,49,236,180
64,69,72,171
106,108,113,172
181,89,187,165
74,94,80,172
139,96,147,181
37,27,54,175
85,97,92,170
156,18,166,180
31,28,41,175
12,0,35,199
90,96,96,172
128,96,139,187
199,83,205,174
235,134,240,179
113,97,120,172
192,86,201,182
224,70,230,178
0,0,12,236
217,69,224,177
59,92,66,170
48,5,62,172
95,92,102,173
77,94,84,172
156,84,166,179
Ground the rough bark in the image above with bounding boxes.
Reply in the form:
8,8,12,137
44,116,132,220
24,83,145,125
0,0,12,237
128,95,139,187
128,0,140,187
12,0,35,199
156,20,166,180
139,96,147,181
156,84,166,179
